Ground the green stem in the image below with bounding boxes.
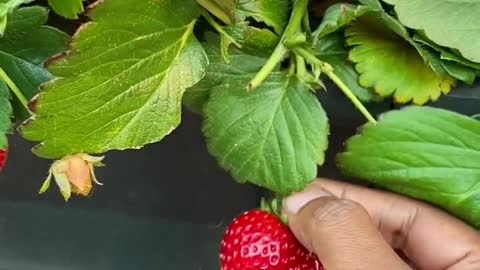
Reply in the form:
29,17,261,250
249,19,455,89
288,55,296,76
283,33,307,48
196,0,232,25
247,0,309,90
295,54,306,78
294,48,377,124
302,10,311,36
0,67,30,112
200,10,240,48
247,44,287,91
283,0,309,40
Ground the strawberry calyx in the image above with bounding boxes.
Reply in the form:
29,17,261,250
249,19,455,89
260,195,289,224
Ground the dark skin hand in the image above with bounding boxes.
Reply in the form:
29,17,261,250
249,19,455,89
284,178,480,270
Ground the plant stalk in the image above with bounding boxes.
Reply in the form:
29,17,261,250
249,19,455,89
247,44,287,91
294,48,377,124
283,0,309,40
0,67,30,112
200,9,241,48
288,55,296,76
247,0,309,90
303,10,311,36
295,54,307,78
196,0,233,25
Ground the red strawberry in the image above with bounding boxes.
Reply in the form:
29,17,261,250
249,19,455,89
0,149,7,172
220,210,324,270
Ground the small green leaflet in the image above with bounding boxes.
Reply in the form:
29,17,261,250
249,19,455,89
383,0,480,63
313,3,369,40
414,33,479,85
441,61,477,86
236,0,289,35
414,32,480,70
371,15,477,85
314,32,381,102
20,0,208,159
184,29,278,113
224,22,279,56
184,34,270,113
217,21,278,63
338,106,480,228
203,48,329,194
346,16,454,105
0,7,68,120
0,82,12,149
0,0,33,35
48,0,84,19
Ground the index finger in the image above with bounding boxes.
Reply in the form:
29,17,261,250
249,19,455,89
314,178,480,270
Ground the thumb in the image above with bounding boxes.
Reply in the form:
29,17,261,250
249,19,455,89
284,185,411,270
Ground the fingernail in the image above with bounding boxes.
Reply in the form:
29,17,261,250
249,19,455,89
284,186,333,215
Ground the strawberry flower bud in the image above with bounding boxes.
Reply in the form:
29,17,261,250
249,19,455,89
39,153,105,201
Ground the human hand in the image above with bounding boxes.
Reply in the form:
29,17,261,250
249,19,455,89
284,178,480,270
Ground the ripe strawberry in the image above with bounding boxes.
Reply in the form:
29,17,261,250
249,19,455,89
0,149,7,172
220,210,324,270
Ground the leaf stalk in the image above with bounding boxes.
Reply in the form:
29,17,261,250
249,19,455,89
196,0,233,25
0,67,30,113
247,0,309,90
294,48,377,124
200,9,241,48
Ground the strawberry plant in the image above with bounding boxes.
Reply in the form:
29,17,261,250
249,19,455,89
1,0,480,264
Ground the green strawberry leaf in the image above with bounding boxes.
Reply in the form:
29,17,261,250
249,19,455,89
184,36,256,114
236,0,290,35
20,0,208,159
414,32,480,70
224,22,279,56
313,3,369,40
346,16,455,105
0,81,12,149
377,24,476,85
338,106,480,228
203,50,329,194
47,0,84,19
383,0,480,63
315,32,381,102
0,0,33,35
215,22,278,63
412,44,476,85
348,9,475,84
0,6,68,120
441,61,477,85
184,30,278,113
